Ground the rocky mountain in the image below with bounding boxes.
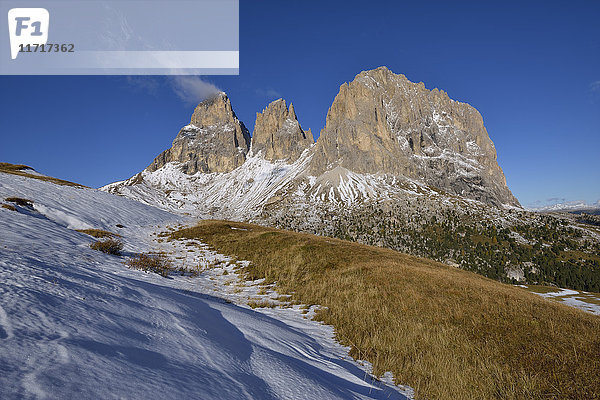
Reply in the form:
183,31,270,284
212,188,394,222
147,92,251,175
251,98,314,162
101,68,600,291
311,67,518,207
108,67,518,211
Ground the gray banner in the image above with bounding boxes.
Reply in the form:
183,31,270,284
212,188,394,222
1,0,239,75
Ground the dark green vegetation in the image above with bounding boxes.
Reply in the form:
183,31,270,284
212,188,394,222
0,162,85,187
170,220,600,400
576,213,600,226
270,204,600,292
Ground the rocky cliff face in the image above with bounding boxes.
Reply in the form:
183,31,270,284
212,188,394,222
251,99,314,162
110,66,519,209
147,93,251,174
310,67,519,207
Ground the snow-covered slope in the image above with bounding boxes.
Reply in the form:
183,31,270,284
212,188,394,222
102,151,465,221
103,151,314,219
0,172,411,399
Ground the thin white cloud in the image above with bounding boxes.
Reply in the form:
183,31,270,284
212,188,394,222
255,88,282,99
590,80,600,92
170,76,221,105
125,76,160,95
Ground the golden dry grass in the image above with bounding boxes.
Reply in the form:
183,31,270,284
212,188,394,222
171,220,600,400
90,238,123,255
247,299,277,309
76,228,119,238
1,203,17,211
5,197,33,207
0,162,85,187
126,253,173,277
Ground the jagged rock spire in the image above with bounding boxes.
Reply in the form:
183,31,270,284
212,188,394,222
251,98,314,162
147,93,251,174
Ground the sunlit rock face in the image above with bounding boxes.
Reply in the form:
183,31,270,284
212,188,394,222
251,98,314,162
147,92,251,175
310,67,519,207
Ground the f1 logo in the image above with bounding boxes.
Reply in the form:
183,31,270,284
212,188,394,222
8,8,49,60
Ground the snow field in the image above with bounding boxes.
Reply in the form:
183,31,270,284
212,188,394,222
0,172,412,399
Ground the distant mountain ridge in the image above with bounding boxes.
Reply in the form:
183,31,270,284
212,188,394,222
531,200,600,215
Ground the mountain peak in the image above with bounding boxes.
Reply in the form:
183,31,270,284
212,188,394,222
121,68,518,208
251,98,314,162
311,67,519,207
189,91,237,128
147,93,251,174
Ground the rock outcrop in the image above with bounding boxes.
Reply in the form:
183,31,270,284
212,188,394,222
310,66,519,207
251,99,314,162
147,92,251,174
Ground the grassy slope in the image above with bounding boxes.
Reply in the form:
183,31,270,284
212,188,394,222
170,220,600,400
0,162,85,188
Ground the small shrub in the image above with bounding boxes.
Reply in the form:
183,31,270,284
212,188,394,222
77,228,118,238
126,253,173,277
257,287,268,295
1,203,17,211
5,197,33,207
90,238,124,255
247,299,276,309
116,224,125,228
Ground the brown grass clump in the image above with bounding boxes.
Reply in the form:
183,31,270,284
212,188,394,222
0,162,31,171
126,253,173,277
5,197,33,207
170,220,600,400
76,229,119,238
90,238,124,255
247,299,277,309
1,203,17,211
0,162,85,187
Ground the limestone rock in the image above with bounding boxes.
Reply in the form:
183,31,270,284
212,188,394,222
251,99,314,162
147,92,251,174
310,66,519,207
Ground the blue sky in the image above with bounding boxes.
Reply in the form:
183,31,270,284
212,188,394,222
1,0,599,207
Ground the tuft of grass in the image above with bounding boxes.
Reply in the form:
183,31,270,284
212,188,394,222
247,299,277,309
1,203,17,211
257,287,269,295
0,162,86,187
0,162,31,171
170,220,600,400
90,238,124,255
126,253,173,277
76,228,119,238
5,197,33,207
